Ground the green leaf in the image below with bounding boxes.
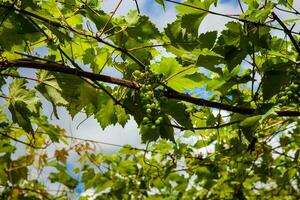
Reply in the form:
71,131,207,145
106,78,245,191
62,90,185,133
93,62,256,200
87,0,102,9
278,0,294,7
151,57,182,79
11,155,34,184
240,115,262,142
83,47,111,73
115,105,130,127
160,99,193,130
241,2,274,23
81,8,113,32
151,57,201,92
194,140,207,148
176,0,216,15
82,48,96,66
176,0,217,36
49,170,78,189
183,130,194,138
240,115,262,127
11,165,28,184
217,22,244,47
141,125,160,143
36,70,68,118
175,0,217,35
8,79,41,133
125,10,140,25
262,69,289,100
0,13,41,51
126,12,161,40
0,1,299,198
95,99,117,129
32,116,63,143
96,180,114,193
93,90,129,129
181,13,207,34
0,140,15,153
53,74,86,117
159,117,175,142
198,31,218,49
164,17,212,52
196,48,224,73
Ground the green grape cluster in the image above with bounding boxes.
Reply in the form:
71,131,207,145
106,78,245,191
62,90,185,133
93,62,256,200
277,68,299,105
133,70,164,130
277,83,299,105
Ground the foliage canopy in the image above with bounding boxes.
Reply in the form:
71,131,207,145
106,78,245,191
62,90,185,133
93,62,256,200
0,0,299,199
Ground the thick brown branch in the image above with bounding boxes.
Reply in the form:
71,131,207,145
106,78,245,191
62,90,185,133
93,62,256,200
166,89,300,116
2,59,140,89
164,88,254,114
276,111,300,117
1,59,299,117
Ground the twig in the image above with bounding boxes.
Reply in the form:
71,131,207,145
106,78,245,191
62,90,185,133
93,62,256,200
165,65,196,82
163,0,300,35
127,43,169,51
271,12,300,55
0,73,41,83
98,0,122,38
14,52,56,63
133,0,140,14
286,1,300,15
170,120,241,130
275,5,299,15
0,132,47,149
237,0,244,13
251,45,255,99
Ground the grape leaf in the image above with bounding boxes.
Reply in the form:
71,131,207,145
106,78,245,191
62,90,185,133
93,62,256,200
8,79,41,133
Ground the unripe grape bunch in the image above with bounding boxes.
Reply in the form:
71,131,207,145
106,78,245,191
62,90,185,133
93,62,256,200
133,69,164,130
277,66,300,105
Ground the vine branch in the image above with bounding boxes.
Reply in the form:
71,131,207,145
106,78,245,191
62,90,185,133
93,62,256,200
1,59,299,117
271,12,300,55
